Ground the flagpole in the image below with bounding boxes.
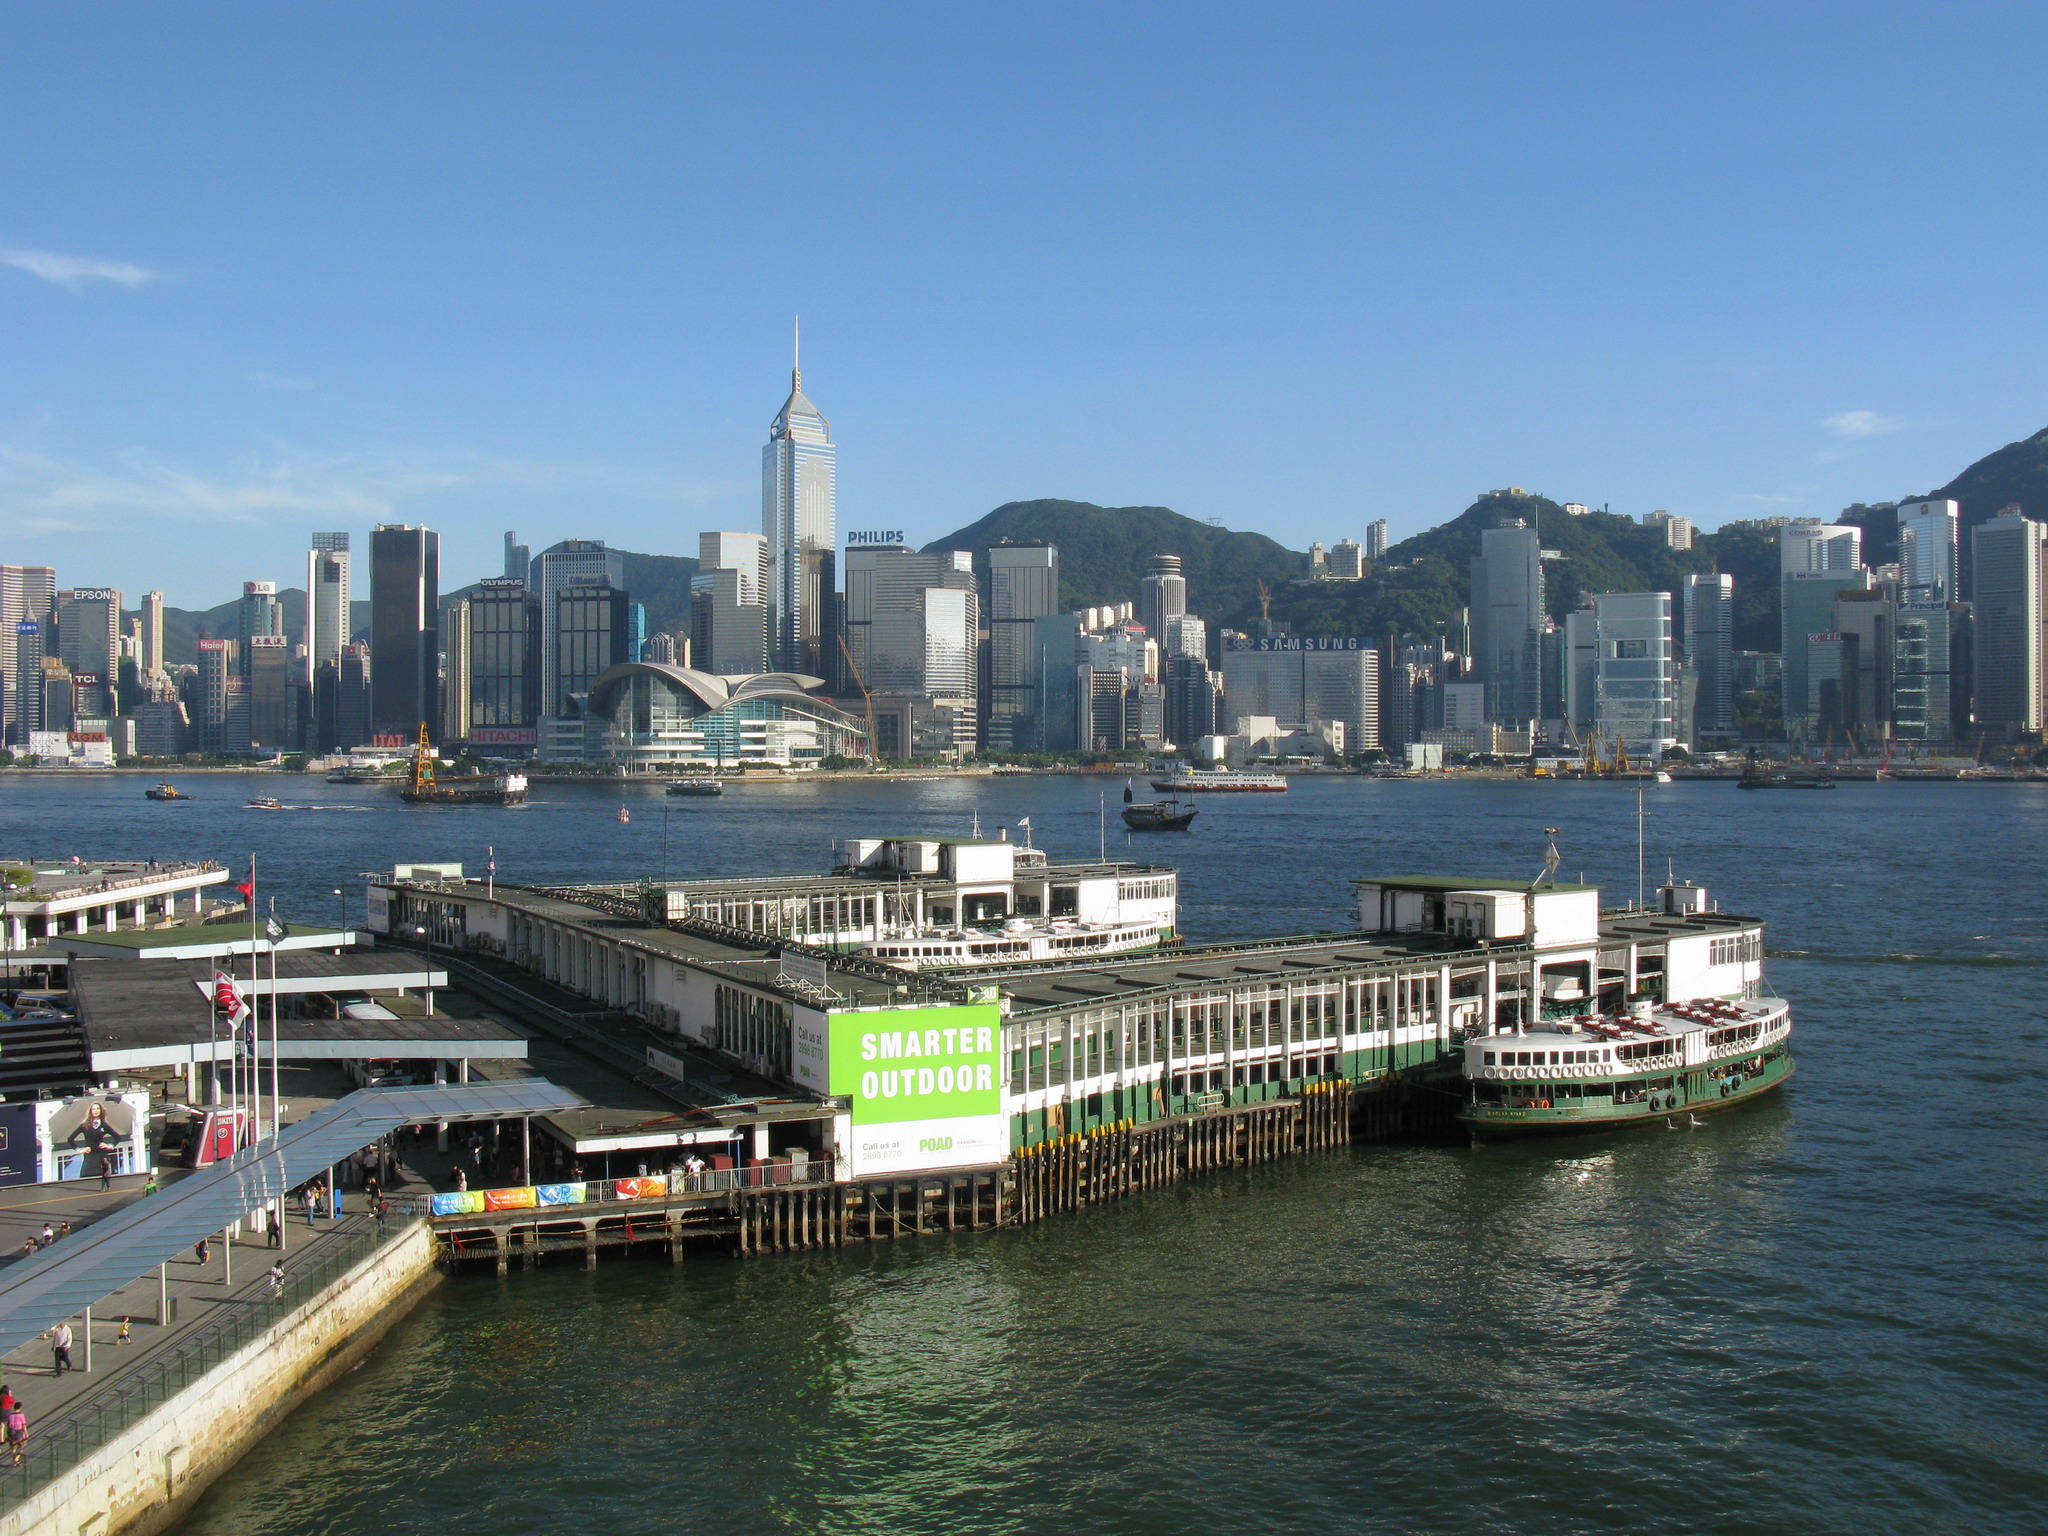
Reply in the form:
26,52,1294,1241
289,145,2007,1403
268,898,281,1147
245,853,258,1148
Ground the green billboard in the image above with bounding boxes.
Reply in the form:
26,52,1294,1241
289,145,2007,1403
828,1003,1002,1126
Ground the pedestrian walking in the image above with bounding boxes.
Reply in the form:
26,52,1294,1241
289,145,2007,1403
49,1322,72,1376
142,1173,160,1196
1,1385,17,1414
454,1167,467,1193
265,1262,284,1301
194,1237,210,1266
116,1318,132,1345
5,1404,26,1466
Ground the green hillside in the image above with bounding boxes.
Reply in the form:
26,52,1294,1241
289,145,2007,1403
616,551,698,640
924,499,1308,619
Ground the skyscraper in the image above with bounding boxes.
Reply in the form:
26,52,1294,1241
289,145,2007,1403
1219,638,1380,751
1683,574,1735,740
138,591,165,680
986,542,1060,751
1327,540,1365,579
762,333,836,675
1897,499,1960,603
1971,508,2048,737
448,579,543,746
551,581,633,716
693,532,771,675
842,545,979,754
56,587,121,719
369,523,440,739
1781,570,1871,737
534,540,625,716
503,531,530,584
196,637,236,753
0,565,57,742
9,619,46,743
1137,554,1187,644
306,533,351,679
1365,520,1389,560
1469,520,1544,726
237,581,282,676
246,635,295,753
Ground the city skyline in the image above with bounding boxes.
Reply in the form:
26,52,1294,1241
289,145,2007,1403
8,7,2048,603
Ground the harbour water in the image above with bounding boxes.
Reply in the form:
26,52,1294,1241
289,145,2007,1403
6,772,2046,1534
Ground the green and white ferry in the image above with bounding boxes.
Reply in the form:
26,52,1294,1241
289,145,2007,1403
1454,873,1792,1140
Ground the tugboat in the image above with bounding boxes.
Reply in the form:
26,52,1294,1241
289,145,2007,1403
397,724,528,806
664,779,725,797
144,782,190,801
1120,780,1196,831
1738,761,1837,790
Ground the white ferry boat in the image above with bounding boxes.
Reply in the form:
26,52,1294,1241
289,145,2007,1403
861,915,1169,970
1148,768,1287,793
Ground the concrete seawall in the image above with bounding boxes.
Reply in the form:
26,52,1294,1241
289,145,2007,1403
1,1226,441,1536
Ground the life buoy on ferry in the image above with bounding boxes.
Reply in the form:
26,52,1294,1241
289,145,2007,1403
1720,1081,1731,1097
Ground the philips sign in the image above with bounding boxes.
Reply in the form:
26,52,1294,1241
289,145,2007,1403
846,531,907,547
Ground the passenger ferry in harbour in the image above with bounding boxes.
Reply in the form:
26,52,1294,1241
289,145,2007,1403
1148,767,1287,793
1458,994,1792,1138
1453,875,1793,1139
860,914,1170,970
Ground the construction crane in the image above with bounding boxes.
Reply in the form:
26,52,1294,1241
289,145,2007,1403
1256,579,1272,625
836,634,879,764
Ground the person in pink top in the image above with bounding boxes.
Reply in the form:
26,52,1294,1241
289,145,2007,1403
6,1404,27,1465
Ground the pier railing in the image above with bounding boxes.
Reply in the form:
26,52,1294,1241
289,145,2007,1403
0,1212,405,1511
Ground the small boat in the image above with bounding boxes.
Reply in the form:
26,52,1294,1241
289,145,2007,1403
617,806,631,824
144,782,190,801
1652,770,1673,784
245,797,287,811
664,779,725,797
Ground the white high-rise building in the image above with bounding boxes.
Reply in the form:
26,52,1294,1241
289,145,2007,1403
306,533,351,681
1780,520,1862,574
1897,499,1960,603
1366,520,1389,560
1138,554,1187,643
763,330,836,675
692,531,770,676
138,590,166,680
1563,592,1678,757
0,564,57,742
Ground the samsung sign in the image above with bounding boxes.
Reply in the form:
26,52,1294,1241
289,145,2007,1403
1225,636,1373,652
846,530,907,547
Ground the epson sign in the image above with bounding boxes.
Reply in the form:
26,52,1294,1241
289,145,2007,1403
846,531,907,547
68,589,117,603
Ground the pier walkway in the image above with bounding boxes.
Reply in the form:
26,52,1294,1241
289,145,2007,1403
0,1196,402,1506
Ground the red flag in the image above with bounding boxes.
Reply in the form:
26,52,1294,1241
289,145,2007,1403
235,881,254,902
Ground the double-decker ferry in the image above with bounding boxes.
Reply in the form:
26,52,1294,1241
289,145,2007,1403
1148,767,1287,793
1458,994,1792,1138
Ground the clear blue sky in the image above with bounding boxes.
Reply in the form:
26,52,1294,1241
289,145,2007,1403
4,3,2046,606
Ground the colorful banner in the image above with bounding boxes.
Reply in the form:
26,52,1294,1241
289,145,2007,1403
611,1176,667,1200
483,1186,537,1211
536,1183,587,1206
430,1191,485,1216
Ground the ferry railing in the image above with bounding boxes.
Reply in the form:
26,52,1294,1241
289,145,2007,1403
0,1212,415,1512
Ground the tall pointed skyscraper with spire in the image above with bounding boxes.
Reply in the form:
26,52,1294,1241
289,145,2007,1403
762,321,836,676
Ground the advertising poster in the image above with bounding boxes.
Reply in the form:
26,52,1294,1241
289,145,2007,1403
827,1003,1005,1177
0,1103,37,1187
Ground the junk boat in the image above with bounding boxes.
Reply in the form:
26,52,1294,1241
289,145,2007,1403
397,724,528,806
664,779,725,797
1459,994,1792,1139
1147,767,1286,793
1120,779,1196,831
144,782,190,801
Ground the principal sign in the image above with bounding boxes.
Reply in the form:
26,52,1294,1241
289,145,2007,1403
1224,636,1372,652
827,1003,1005,1176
